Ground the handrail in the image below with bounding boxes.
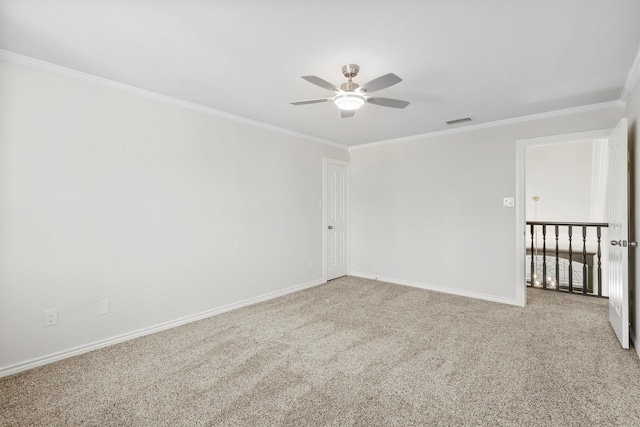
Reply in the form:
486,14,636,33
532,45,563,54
526,221,608,227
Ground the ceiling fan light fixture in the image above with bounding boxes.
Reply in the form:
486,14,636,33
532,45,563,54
334,93,365,111
292,66,409,118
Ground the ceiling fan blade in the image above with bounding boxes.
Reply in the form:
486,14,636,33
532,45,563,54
341,109,356,118
291,98,332,105
360,73,402,93
367,97,410,109
301,75,340,92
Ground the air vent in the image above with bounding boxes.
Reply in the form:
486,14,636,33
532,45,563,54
446,117,473,125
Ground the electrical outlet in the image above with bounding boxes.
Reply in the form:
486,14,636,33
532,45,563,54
309,259,315,268
44,309,58,327
98,299,110,315
431,263,436,270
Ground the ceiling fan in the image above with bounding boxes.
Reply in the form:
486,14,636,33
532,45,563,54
291,64,410,118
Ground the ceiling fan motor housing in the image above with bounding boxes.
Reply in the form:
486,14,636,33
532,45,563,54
341,80,360,92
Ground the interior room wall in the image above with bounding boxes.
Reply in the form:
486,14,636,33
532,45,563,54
0,59,349,374
349,108,623,305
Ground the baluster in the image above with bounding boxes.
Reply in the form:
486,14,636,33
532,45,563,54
568,225,573,293
530,223,535,287
555,225,560,291
542,225,547,289
597,226,603,297
582,226,588,295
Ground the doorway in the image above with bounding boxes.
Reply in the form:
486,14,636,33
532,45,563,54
517,120,632,349
516,128,613,307
526,137,610,296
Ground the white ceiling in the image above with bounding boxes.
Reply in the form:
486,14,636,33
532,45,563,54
0,0,638,147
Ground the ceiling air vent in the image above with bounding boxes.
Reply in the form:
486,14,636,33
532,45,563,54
446,117,473,125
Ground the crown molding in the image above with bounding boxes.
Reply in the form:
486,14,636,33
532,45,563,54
0,50,349,151
350,100,625,151
1,49,630,153
620,45,640,104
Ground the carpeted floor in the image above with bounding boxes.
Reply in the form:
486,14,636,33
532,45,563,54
1,276,640,426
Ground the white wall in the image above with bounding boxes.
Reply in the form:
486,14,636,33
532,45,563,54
526,140,608,222
0,59,348,374
350,108,623,304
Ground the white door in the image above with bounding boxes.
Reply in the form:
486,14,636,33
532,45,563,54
326,162,348,280
608,118,630,349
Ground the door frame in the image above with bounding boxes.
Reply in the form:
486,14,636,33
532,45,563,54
515,128,612,307
323,158,350,282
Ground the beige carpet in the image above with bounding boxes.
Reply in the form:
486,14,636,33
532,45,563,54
2,276,640,426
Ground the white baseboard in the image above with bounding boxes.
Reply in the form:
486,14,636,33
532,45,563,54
349,271,521,306
0,278,325,378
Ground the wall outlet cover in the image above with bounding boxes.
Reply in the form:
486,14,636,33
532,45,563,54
44,309,58,327
98,299,110,315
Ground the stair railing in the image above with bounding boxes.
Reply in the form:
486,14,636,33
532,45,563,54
526,221,608,297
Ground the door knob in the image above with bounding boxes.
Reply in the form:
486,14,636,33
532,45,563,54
611,240,632,247
328,225,334,229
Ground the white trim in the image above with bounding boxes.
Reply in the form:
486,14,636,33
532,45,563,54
590,139,609,222
1,49,627,153
0,49,348,151
515,141,527,308
621,46,640,104
350,272,522,306
515,128,613,308
0,278,325,378
323,158,350,281
349,101,625,152
516,129,612,148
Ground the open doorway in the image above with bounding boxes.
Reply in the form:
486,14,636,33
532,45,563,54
516,129,612,306
518,120,632,349
525,138,610,296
